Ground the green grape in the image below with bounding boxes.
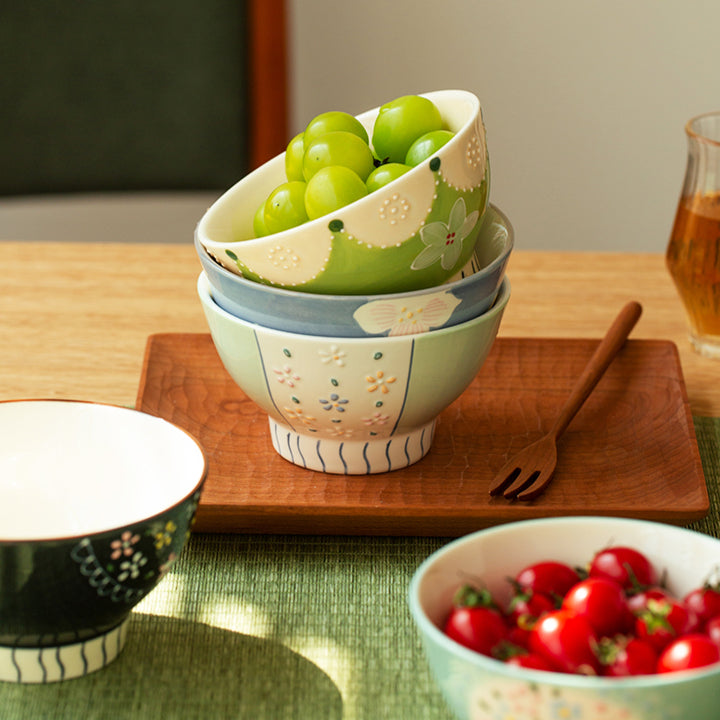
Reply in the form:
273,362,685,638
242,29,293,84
263,181,309,234
303,131,375,182
366,162,412,192
304,166,368,220
253,200,269,237
405,130,455,166
303,111,369,149
285,132,305,182
371,95,443,164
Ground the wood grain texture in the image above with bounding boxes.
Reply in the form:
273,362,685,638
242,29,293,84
2,243,718,416
136,333,708,536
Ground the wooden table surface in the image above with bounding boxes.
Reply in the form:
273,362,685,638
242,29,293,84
1,242,718,416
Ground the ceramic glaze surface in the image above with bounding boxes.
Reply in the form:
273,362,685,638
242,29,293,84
197,90,490,295
0,401,207,683
2,620,129,684
409,517,720,720
198,272,510,474
0,401,206,539
198,203,513,338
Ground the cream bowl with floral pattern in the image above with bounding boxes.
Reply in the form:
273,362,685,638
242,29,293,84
198,271,509,474
0,400,206,683
197,204,512,338
197,89,490,295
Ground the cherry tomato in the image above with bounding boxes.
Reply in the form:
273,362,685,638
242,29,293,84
506,625,531,650
684,585,720,628
530,610,601,675
706,616,720,648
507,590,557,628
589,546,658,590
443,605,508,656
626,586,672,615
635,597,699,652
598,636,658,677
657,634,720,673
514,561,581,599
562,577,634,637
443,584,508,656
506,652,557,672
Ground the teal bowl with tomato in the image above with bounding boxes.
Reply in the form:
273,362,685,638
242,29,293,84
196,89,490,295
409,517,720,720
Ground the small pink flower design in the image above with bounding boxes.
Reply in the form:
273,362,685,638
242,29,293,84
110,530,140,560
363,411,389,426
273,365,300,387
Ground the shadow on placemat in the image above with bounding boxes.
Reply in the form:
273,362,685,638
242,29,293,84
0,613,343,720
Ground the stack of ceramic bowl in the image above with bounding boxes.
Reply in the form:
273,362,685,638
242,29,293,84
195,90,513,475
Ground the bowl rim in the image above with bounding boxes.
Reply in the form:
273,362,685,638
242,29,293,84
0,398,208,544
198,271,511,343
196,88,484,249
408,515,720,688
197,203,513,303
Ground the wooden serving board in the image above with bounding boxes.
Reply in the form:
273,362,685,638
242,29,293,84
136,333,708,536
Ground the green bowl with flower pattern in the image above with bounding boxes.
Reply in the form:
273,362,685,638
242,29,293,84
197,89,490,295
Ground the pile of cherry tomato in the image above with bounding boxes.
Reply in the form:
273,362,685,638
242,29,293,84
443,545,720,676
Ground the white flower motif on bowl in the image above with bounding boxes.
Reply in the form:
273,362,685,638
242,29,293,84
353,289,463,336
412,197,480,271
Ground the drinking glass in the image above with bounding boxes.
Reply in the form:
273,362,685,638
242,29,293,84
666,111,720,359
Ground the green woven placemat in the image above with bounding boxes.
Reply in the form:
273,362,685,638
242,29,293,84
687,416,720,540
2,418,719,720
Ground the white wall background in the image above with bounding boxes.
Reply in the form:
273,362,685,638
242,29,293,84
287,0,720,251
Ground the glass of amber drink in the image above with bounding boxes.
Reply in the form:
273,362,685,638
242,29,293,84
666,111,720,359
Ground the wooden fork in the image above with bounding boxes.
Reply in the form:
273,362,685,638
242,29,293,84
488,301,643,501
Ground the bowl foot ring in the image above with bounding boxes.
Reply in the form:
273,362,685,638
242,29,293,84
269,418,437,474
0,618,129,683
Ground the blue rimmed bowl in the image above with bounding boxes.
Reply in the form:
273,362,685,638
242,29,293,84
197,203,512,338
0,400,207,683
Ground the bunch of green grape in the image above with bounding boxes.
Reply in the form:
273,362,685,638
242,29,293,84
253,94,456,238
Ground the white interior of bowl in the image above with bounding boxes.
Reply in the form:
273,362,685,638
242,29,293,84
197,89,481,247
0,401,206,541
410,516,720,688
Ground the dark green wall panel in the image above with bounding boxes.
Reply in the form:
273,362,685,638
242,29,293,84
0,1,250,194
